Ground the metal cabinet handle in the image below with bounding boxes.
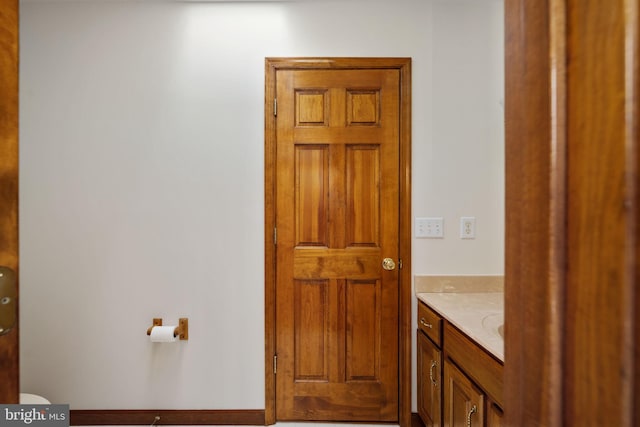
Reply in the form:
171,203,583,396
429,360,438,386
466,404,478,427
420,318,433,329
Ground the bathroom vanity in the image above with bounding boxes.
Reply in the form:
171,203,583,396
416,293,504,427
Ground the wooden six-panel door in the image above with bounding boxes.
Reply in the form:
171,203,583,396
274,68,401,421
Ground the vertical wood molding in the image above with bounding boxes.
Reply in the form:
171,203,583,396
504,0,566,425
263,59,277,426
546,1,567,425
507,0,640,425
398,58,412,427
0,0,20,404
625,2,640,422
564,1,639,424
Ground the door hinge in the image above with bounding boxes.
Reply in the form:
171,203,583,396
398,258,403,269
273,355,277,374
273,98,277,117
274,227,277,245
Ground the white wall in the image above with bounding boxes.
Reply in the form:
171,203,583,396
19,0,503,412
414,0,505,274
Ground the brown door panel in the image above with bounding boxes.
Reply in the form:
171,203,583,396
275,68,400,421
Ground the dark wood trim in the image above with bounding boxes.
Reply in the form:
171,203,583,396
264,57,411,427
0,0,20,405
504,0,566,425
263,58,277,427
564,1,639,424
411,412,424,427
70,410,265,426
398,57,413,427
506,0,640,425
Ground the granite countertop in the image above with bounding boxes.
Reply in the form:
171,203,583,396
416,292,504,362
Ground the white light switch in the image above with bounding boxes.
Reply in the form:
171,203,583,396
415,217,444,238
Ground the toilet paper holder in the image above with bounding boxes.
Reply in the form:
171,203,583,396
146,318,189,340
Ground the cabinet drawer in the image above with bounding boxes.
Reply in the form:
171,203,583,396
444,322,504,407
418,301,442,346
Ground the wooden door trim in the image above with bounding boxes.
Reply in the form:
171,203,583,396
0,0,20,404
264,57,411,427
504,1,566,425
505,1,640,425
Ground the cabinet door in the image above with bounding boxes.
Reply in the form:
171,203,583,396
444,360,484,427
418,331,441,426
486,401,503,427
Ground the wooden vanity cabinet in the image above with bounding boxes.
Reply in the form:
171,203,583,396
486,401,504,427
418,299,442,343
417,330,442,427
417,302,443,426
443,322,504,427
443,360,484,427
417,300,504,427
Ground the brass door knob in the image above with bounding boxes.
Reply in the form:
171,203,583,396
382,258,396,271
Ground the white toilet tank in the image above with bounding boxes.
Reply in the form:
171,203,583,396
19,393,50,404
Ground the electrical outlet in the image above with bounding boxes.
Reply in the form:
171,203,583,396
415,217,444,238
460,217,476,239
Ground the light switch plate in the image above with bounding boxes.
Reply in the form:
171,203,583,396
415,217,444,238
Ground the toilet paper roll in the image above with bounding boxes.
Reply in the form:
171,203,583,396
150,326,177,343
